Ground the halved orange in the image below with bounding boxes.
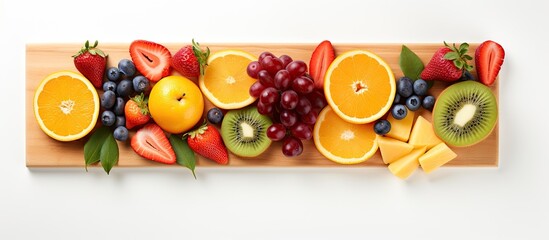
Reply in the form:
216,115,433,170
324,50,396,124
199,50,257,109
313,106,378,164
33,71,100,141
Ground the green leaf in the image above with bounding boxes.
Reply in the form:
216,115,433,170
459,42,469,52
169,135,197,179
464,55,473,60
84,127,110,171
444,52,459,60
465,64,474,71
100,134,119,175
399,45,424,80
454,59,464,69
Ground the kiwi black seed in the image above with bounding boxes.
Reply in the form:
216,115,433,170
221,106,273,157
432,81,497,147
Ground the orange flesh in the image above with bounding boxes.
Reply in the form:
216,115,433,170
203,55,256,103
328,54,393,119
36,75,96,136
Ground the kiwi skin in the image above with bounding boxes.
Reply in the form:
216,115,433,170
221,106,272,157
432,80,498,147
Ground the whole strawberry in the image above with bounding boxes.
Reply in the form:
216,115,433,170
73,40,107,88
171,39,210,78
186,123,229,165
125,93,151,129
420,42,473,82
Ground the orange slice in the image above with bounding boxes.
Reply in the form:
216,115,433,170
33,71,100,141
324,50,396,124
313,106,378,164
199,50,257,109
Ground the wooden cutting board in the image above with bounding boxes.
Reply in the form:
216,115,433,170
26,43,499,168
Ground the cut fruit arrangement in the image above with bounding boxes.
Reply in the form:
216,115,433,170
30,39,505,179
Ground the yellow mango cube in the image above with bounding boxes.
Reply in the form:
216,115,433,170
408,116,442,150
386,110,415,142
388,146,426,179
419,142,457,173
377,136,414,164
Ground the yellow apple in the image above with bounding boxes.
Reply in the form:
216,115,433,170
148,76,204,134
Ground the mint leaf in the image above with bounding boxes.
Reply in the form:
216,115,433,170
84,126,110,171
169,135,197,179
399,45,424,80
100,134,119,175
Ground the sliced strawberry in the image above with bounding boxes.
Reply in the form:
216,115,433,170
475,40,505,86
129,40,172,82
131,123,176,164
309,40,335,90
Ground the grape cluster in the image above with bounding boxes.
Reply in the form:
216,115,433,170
247,52,327,157
100,59,150,141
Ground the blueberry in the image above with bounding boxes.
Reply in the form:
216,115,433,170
103,81,117,92
374,119,391,135
100,90,116,109
106,67,121,81
101,111,116,127
413,79,428,96
459,70,475,81
132,76,150,93
391,104,407,120
207,107,224,124
113,97,125,116
397,77,413,98
405,95,421,111
113,126,129,141
115,116,126,128
116,79,133,97
393,93,402,104
118,59,136,77
422,95,436,110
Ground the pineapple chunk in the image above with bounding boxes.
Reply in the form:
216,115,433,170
419,142,457,173
377,136,414,164
388,146,426,179
386,110,415,142
408,116,442,150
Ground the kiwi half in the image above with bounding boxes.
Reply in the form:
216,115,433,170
221,106,273,157
432,81,497,147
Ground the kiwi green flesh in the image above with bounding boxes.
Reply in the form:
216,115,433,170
433,81,497,147
221,106,273,157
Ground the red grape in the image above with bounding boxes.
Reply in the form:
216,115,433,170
259,87,279,105
279,109,297,127
249,81,266,98
307,90,327,109
257,101,274,115
295,97,312,115
279,54,293,68
258,70,275,87
274,70,292,90
286,60,307,78
280,90,299,110
258,52,275,63
292,76,314,94
282,136,303,157
247,61,262,79
300,110,318,125
260,55,284,75
291,122,312,140
267,123,287,141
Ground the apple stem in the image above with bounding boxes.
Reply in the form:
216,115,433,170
177,93,186,101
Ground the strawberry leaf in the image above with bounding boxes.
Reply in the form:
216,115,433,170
84,126,110,171
100,134,119,175
444,52,459,60
169,135,197,179
399,45,424,80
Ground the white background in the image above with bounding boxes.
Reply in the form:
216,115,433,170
1,0,548,239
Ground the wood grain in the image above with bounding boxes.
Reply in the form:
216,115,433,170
26,43,498,168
